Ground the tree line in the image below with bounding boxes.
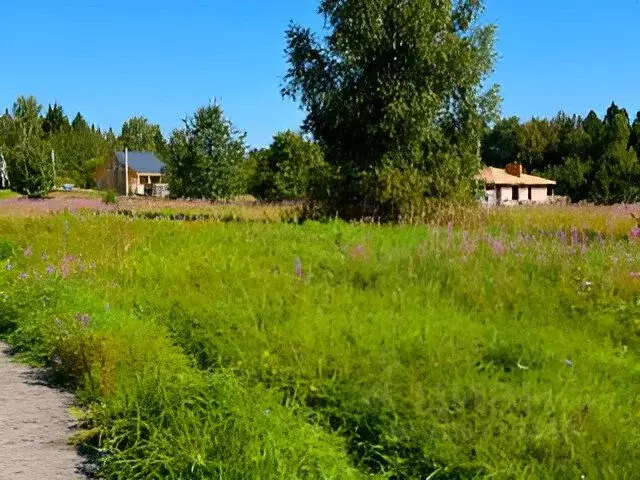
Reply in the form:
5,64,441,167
482,103,640,203
0,95,167,196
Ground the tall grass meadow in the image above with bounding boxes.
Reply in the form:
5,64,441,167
1,204,640,478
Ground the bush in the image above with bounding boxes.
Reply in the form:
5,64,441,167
102,190,117,205
252,131,328,202
5,142,54,198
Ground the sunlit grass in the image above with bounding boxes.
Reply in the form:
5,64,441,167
0,189,19,200
1,206,640,478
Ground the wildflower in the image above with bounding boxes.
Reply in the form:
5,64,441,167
75,313,91,328
46,265,56,275
571,227,579,246
489,238,506,256
558,230,567,245
5,262,13,271
630,227,640,241
89,261,96,270
294,257,303,279
41,252,48,261
631,272,640,280
565,358,574,368
349,244,369,260
18,272,28,280
52,355,62,366
23,246,32,258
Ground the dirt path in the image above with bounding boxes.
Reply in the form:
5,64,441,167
0,343,86,479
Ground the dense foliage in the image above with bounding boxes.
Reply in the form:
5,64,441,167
164,102,247,200
251,131,327,201
283,0,499,218
119,116,166,153
1,207,640,478
482,103,640,203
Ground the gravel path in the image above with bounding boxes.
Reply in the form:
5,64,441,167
0,343,86,479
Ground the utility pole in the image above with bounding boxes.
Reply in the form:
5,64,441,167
51,149,56,186
125,148,129,196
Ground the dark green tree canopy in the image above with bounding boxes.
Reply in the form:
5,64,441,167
251,130,327,201
283,0,499,217
42,103,70,136
71,113,89,132
482,116,520,168
165,102,246,200
482,103,640,203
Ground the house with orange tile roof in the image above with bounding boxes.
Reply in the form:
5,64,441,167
478,163,556,206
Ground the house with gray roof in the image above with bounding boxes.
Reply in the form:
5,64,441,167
95,151,169,197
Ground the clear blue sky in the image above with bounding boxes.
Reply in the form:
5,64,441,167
1,1,638,147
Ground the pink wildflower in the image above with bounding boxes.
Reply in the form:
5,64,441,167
294,257,303,279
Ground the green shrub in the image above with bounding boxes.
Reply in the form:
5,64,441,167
102,190,117,205
0,240,14,261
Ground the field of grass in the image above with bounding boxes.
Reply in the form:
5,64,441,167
1,205,640,478
0,189,20,200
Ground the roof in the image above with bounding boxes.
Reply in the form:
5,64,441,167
478,167,556,186
115,151,165,174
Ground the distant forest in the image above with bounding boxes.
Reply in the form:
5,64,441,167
482,103,640,203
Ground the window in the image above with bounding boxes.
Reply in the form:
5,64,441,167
528,187,532,201
512,186,519,201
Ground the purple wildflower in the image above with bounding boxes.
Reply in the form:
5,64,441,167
558,230,567,245
630,227,640,241
571,227,579,246
294,257,303,279
75,313,91,328
489,238,506,256
46,265,56,275
23,246,32,258
18,272,28,280
5,262,13,271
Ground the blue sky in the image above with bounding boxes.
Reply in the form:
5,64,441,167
1,1,638,147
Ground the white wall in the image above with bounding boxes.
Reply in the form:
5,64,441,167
498,186,512,203
518,187,529,202
531,187,549,203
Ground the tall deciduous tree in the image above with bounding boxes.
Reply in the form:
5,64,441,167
165,102,246,200
283,0,499,218
3,96,54,197
120,116,166,152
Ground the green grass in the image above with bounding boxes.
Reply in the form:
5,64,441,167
1,209,639,478
0,189,19,200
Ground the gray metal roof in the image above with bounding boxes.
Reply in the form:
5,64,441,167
115,151,165,174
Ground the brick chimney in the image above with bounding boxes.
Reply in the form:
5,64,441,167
505,162,523,177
